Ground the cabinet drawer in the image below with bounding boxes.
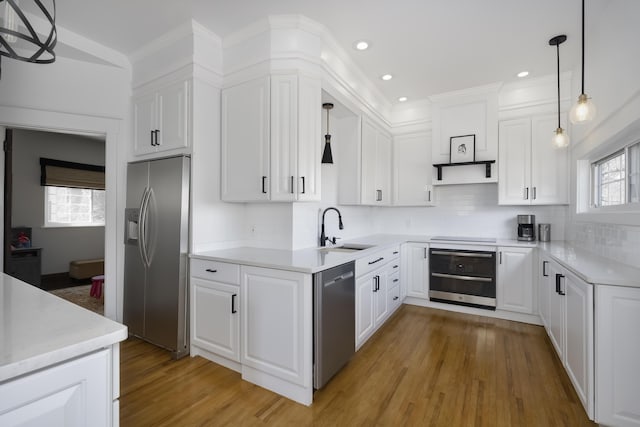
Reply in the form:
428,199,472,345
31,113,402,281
356,246,400,277
388,283,401,312
191,259,240,284
388,271,400,288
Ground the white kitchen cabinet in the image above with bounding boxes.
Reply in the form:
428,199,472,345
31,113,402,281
191,278,240,364
595,285,640,427
393,132,435,206
190,259,241,369
0,349,112,427
133,79,190,157
496,247,534,314
563,270,594,419
547,261,565,359
498,115,569,205
538,253,553,328
403,242,430,299
355,270,376,348
221,74,321,202
361,118,392,205
240,266,312,391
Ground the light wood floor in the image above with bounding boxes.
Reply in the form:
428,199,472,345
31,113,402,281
120,305,596,426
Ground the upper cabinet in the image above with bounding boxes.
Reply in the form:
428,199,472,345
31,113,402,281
221,74,321,202
133,79,190,157
498,114,569,205
338,116,393,206
430,86,499,185
393,132,435,206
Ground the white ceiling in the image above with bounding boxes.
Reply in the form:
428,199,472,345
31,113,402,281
55,0,602,103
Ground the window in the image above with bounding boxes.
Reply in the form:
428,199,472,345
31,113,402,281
591,141,640,208
44,186,105,227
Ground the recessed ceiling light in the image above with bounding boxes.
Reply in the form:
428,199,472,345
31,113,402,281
354,41,369,51
381,74,393,81
517,71,529,78
398,97,408,102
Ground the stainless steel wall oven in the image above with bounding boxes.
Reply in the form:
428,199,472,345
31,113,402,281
429,247,496,310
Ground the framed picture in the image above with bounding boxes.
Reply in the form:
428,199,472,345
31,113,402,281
449,134,476,163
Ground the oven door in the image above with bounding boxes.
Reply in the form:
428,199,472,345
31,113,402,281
429,248,496,309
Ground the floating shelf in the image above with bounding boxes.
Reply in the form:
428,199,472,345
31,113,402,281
432,160,496,181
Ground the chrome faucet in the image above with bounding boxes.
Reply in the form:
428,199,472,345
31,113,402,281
319,207,344,247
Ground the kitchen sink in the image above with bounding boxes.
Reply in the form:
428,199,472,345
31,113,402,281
319,243,374,253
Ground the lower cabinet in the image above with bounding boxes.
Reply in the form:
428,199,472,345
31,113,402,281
240,265,313,404
538,256,594,420
403,242,429,299
496,247,534,314
595,285,640,427
0,348,113,427
191,278,240,363
355,247,400,349
537,253,553,328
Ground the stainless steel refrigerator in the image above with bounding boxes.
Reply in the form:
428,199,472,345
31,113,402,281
123,155,190,359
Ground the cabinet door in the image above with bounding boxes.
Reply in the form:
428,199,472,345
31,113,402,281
538,254,552,328
531,114,569,205
563,271,594,419
241,266,311,387
393,132,433,206
0,349,111,427
373,270,389,326
405,243,429,299
595,285,640,427
270,74,298,201
133,92,157,156
547,262,565,360
376,131,392,205
355,272,375,349
156,80,189,152
297,75,321,201
496,247,534,314
361,119,378,205
221,77,270,202
498,118,531,205
191,278,240,362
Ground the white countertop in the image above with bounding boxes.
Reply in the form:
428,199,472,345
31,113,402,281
538,242,640,288
0,274,128,382
191,234,537,274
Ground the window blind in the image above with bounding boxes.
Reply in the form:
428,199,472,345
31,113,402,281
40,158,105,190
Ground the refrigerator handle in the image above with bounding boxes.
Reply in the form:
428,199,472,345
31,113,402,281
139,187,152,268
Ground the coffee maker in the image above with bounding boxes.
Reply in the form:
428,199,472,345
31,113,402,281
517,215,535,241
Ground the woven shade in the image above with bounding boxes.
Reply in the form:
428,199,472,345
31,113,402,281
40,158,105,190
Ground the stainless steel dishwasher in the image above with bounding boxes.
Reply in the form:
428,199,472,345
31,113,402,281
313,261,355,389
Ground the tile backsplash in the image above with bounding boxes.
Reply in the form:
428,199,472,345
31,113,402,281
567,221,640,267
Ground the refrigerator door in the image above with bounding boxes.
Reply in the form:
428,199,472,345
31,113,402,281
123,161,149,337
143,156,190,356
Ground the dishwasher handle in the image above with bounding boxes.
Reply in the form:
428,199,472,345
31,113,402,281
323,271,354,287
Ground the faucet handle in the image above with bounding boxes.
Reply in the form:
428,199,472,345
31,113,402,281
331,237,341,245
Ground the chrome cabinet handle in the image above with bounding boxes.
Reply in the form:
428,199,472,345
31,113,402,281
533,187,537,200
368,257,384,265
499,251,502,264
542,261,548,277
290,176,294,194
524,187,529,200
427,190,431,202
376,189,382,202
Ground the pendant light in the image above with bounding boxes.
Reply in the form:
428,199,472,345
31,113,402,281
570,0,596,123
322,103,334,164
549,35,570,148
0,0,57,79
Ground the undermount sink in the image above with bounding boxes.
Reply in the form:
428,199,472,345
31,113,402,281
319,243,374,253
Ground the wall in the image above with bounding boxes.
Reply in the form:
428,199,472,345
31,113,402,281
12,130,106,274
565,0,640,266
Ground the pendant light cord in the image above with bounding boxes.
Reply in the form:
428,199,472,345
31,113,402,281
556,42,561,129
581,0,585,94
325,107,329,136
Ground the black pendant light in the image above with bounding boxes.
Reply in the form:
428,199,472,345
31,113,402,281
0,0,57,79
570,0,596,123
549,34,570,148
322,103,334,164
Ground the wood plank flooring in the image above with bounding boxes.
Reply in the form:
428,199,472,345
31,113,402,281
120,305,596,426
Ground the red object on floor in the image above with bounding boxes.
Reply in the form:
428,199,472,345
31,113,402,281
90,275,105,299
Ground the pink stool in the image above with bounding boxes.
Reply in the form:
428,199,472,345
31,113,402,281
90,275,104,299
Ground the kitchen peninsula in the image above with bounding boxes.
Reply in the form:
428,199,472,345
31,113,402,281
0,274,127,426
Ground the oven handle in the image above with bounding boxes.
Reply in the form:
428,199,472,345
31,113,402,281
431,272,493,282
431,250,493,258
